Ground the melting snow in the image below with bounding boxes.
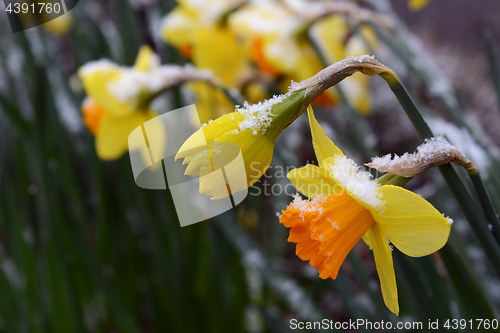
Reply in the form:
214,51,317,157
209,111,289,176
445,216,454,226
328,156,384,211
288,193,328,220
370,135,455,171
79,59,118,76
428,117,491,176
345,54,375,63
80,59,213,105
237,94,284,134
108,65,212,102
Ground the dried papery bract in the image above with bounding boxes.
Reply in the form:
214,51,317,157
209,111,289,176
366,135,477,177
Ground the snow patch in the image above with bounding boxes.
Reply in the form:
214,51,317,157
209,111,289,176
108,64,212,102
328,156,384,211
288,193,328,220
237,94,284,134
428,118,490,175
445,216,454,226
346,54,375,63
370,135,455,171
79,59,118,77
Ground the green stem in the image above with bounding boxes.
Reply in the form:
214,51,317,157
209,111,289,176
219,85,244,106
485,30,500,113
379,72,500,278
376,173,412,187
469,170,500,245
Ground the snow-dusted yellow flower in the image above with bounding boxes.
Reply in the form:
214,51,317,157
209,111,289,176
229,0,323,83
78,46,163,160
408,0,432,11
176,90,307,199
160,0,252,121
229,0,375,112
279,106,452,315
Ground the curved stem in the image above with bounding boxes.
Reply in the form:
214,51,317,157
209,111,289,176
379,72,500,278
469,170,500,245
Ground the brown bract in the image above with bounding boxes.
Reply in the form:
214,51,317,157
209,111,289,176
366,147,476,177
287,56,394,109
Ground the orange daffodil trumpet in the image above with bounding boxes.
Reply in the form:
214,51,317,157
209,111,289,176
79,46,214,160
279,106,453,315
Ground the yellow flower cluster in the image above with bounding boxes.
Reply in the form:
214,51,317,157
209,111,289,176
160,0,377,117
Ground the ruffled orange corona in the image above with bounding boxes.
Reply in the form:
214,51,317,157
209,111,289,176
81,98,104,135
282,192,375,280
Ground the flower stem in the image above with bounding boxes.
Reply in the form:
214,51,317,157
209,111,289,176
376,173,412,187
468,168,500,245
379,72,500,278
484,30,500,114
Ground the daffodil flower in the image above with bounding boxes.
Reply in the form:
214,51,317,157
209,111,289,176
160,0,253,121
279,106,452,315
79,46,213,160
229,0,375,112
79,46,163,160
408,0,432,11
176,89,307,199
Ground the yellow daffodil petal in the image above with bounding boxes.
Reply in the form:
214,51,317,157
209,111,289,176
361,232,372,249
265,37,322,79
79,66,135,117
160,7,197,47
373,185,452,257
368,223,399,316
96,110,157,160
307,105,344,165
193,26,251,87
187,81,235,124
134,46,160,72
176,127,208,161
340,73,371,116
309,15,348,64
287,164,343,198
408,0,432,11
310,17,374,115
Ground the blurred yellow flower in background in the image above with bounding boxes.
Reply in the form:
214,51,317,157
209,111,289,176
161,0,253,122
310,16,377,114
408,0,432,11
79,46,163,160
229,0,323,83
279,106,452,315
42,12,73,36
